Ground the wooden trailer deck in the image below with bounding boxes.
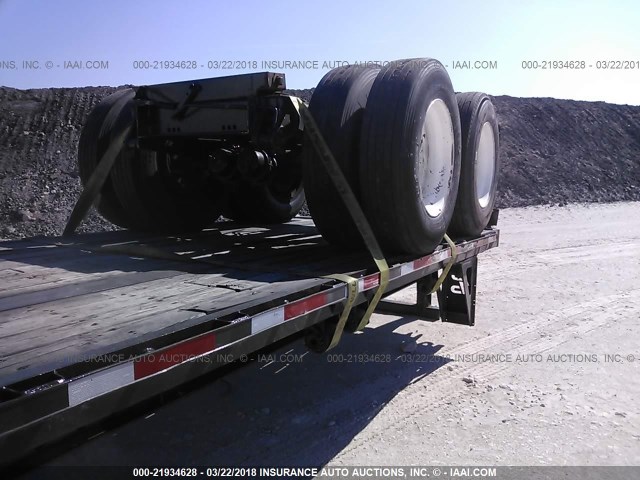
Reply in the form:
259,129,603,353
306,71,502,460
0,218,383,387
0,218,498,465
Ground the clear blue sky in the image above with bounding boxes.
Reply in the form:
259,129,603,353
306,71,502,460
1,0,639,104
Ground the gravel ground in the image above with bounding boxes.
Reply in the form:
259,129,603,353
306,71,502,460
19,201,640,471
1,85,639,239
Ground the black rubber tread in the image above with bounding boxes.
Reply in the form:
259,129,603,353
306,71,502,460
223,176,305,224
107,98,224,232
77,89,135,228
302,65,380,248
359,58,462,255
448,92,500,237
107,97,160,230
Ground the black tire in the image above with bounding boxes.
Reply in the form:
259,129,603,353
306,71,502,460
302,66,380,247
448,92,500,237
106,95,224,232
223,174,305,224
77,89,135,228
359,59,462,255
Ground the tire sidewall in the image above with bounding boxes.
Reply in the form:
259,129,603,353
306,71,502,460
402,66,462,245
303,66,379,245
464,97,499,231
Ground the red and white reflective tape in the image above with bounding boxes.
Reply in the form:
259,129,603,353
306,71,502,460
356,248,451,294
68,332,218,406
251,285,345,334
68,286,346,406
358,274,380,291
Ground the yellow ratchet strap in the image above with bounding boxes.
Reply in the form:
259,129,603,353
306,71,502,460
63,124,132,237
323,273,359,349
429,233,458,294
290,97,390,337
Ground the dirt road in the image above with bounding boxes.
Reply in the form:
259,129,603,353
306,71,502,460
23,201,640,470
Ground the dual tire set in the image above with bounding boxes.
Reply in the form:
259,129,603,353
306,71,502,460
78,58,499,256
304,59,500,255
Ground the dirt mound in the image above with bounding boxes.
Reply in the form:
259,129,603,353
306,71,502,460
0,85,639,239
493,95,640,207
0,86,121,238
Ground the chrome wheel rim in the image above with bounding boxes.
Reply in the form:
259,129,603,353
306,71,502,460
418,98,455,218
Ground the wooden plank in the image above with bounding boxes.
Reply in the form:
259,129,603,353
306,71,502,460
0,278,225,375
0,268,198,312
0,272,327,386
0,271,217,328
0,238,214,298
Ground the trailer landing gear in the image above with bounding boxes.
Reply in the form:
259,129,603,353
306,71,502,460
377,256,479,326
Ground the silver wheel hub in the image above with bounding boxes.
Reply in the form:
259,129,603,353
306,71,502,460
475,121,495,209
418,99,455,218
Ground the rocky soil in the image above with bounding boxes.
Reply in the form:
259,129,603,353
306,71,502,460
1,86,639,239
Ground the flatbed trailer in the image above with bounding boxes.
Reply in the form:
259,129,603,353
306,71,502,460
0,218,497,466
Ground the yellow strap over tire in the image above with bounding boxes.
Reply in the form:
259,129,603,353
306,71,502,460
291,97,390,339
292,96,459,340
63,124,132,236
